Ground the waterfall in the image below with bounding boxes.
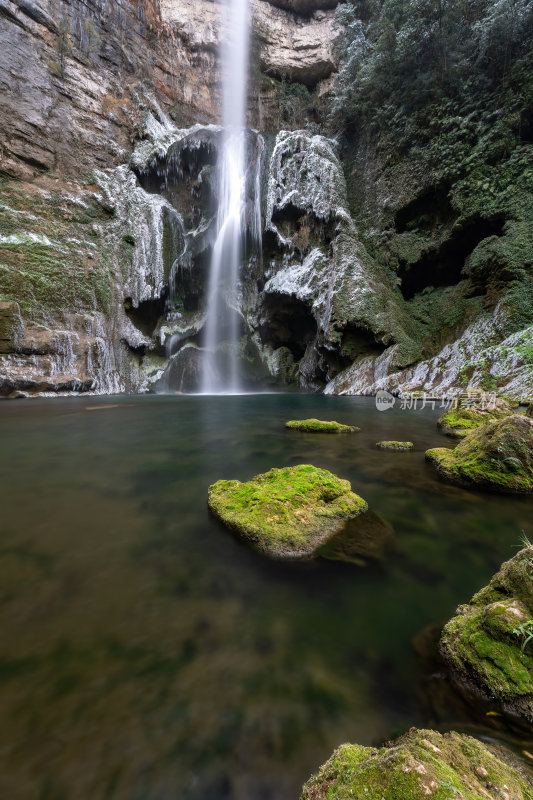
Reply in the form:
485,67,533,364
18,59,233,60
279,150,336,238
201,0,251,394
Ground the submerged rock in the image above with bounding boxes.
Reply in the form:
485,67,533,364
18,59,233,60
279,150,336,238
208,464,367,559
426,414,533,494
440,546,533,727
376,440,414,451
285,419,360,433
317,509,394,565
437,391,515,438
300,728,533,800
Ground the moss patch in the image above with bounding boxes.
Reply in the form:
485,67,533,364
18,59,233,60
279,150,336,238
376,441,414,451
440,546,533,725
301,728,533,800
426,414,533,494
0,177,115,321
285,419,360,434
208,464,368,560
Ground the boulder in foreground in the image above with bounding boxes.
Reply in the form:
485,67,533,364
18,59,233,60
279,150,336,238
208,464,367,559
285,419,360,433
301,728,533,800
426,414,533,494
440,545,533,726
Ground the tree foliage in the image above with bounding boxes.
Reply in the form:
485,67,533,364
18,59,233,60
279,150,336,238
332,0,533,134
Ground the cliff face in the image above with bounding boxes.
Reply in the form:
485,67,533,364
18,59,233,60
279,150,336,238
0,0,336,180
0,0,339,396
0,0,531,400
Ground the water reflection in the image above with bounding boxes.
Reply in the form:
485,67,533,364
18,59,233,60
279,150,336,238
0,394,531,799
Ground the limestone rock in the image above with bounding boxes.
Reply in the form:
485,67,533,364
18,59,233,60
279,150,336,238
161,0,337,89
253,3,337,85
440,546,533,726
426,414,533,494
325,309,533,404
256,130,415,389
301,728,533,799
208,464,368,559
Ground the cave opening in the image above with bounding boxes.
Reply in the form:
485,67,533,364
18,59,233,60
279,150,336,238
398,215,506,300
259,293,317,360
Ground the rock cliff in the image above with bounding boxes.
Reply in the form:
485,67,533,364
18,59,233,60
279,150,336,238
0,0,531,400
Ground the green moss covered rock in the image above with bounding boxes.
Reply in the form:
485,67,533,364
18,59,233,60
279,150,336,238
208,464,368,560
376,441,414,451
440,546,533,726
426,415,533,494
437,392,514,438
285,419,360,433
301,728,533,800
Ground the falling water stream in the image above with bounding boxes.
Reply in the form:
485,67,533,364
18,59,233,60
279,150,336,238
201,0,251,393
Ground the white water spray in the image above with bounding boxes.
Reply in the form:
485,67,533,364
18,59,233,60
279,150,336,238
201,0,251,394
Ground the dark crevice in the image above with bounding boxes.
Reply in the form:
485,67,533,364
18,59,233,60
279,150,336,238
340,323,386,361
271,203,335,256
395,184,453,234
174,250,210,312
259,230,283,277
398,215,506,300
124,294,166,338
516,108,533,143
259,293,317,361
272,203,306,225
320,324,386,380
135,142,217,225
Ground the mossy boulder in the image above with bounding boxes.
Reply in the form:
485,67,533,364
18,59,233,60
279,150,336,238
285,419,360,433
426,414,533,494
301,728,533,800
376,441,414,451
437,391,514,438
208,464,368,560
440,546,533,726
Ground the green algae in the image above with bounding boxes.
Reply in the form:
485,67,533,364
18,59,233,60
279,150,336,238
426,414,533,494
285,419,360,434
208,464,368,560
440,546,533,724
300,728,533,800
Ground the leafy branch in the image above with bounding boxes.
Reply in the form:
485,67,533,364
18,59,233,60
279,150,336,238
513,620,533,653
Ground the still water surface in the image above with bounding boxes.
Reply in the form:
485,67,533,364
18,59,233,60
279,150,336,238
0,394,531,799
